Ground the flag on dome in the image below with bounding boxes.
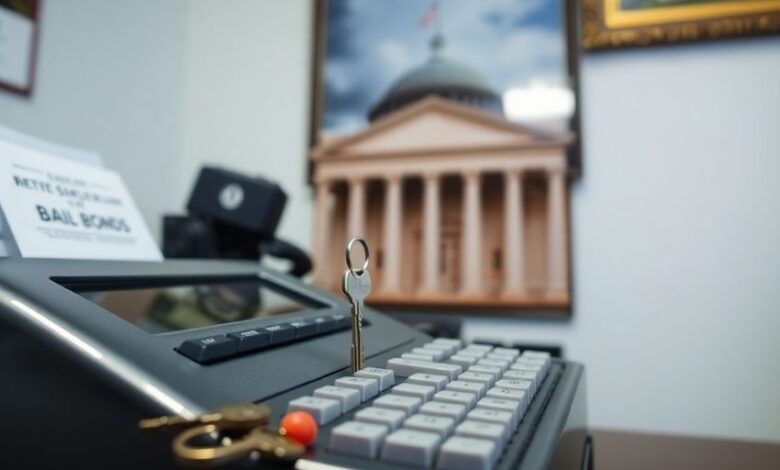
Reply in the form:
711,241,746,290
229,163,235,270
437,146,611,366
419,2,438,28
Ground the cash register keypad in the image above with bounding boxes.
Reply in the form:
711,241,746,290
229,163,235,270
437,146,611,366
285,338,552,469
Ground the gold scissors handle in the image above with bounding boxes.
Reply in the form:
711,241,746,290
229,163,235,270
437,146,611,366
173,424,304,466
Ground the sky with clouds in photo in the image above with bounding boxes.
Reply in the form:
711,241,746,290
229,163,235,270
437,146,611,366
322,0,574,136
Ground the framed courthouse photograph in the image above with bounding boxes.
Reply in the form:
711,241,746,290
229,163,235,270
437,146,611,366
308,0,580,315
583,0,780,50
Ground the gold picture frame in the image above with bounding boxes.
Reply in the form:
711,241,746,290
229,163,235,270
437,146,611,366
583,0,780,50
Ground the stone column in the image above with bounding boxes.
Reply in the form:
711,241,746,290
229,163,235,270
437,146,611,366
421,173,440,293
313,179,332,285
503,170,525,295
346,177,366,238
382,174,403,293
546,168,568,295
460,171,482,295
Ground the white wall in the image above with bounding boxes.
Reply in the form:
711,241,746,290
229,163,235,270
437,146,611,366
179,0,315,252
463,39,780,443
0,0,187,238
1,0,778,445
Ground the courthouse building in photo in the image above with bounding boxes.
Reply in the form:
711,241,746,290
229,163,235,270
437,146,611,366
311,40,573,309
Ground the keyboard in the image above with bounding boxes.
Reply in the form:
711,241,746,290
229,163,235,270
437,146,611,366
286,338,555,469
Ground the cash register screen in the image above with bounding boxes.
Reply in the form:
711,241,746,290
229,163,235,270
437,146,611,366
69,278,324,334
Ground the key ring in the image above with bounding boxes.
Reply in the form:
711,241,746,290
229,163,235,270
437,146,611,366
345,237,370,278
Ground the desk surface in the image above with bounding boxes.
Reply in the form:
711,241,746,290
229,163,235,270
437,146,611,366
593,429,780,470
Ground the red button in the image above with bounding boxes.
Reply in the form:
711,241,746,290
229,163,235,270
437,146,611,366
280,411,318,447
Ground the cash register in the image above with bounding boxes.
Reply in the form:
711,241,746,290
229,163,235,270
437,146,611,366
0,257,589,469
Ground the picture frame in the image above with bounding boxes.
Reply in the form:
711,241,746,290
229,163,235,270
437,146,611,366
307,0,581,316
583,0,780,50
309,0,582,175
0,0,41,96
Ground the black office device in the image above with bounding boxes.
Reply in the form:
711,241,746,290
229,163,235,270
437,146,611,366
0,259,588,469
164,166,312,277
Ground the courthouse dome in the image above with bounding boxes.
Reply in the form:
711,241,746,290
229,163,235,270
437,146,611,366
368,34,504,121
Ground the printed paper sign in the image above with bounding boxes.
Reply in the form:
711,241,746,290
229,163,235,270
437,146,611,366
0,139,162,261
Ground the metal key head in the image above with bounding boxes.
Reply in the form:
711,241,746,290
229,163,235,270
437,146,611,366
342,269,372,306
342,237,372,305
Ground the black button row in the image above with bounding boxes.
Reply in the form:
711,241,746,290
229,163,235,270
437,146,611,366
177,313,361,364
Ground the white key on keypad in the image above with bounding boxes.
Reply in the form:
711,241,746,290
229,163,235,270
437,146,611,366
373,394,422,416
424,342,457,356
467,408,513,441
421,344,452,359
455,420,506,448
355,367,395,391
287,396,340,425
434,390,477,409
413,347,445,361
463,344,493,352
491,347,520,359
313,386,360,413
329,421,389,458
406,373,449,391
446,380,487,398
515,356,550,367
449,354,478,368
419,401,467,422
503,369,538,384
381,429,441,467
468,365,502,382
477,358,510,372
438,436,496,470
517,356,549,371
433,338,463,348
402,352,435,362
386,358,462,380
511,361,543,374
393,383,435,402
486,387,527,407
458,349,488,359
403,414,455,438
334,376,379,401
476,398,522,428
458,371,495,388
495,379,533,393
522,350,550,360
355,407,406,431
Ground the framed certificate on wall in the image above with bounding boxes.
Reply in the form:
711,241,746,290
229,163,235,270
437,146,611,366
0,0,40,96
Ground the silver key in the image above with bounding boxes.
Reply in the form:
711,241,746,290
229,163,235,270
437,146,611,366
342,238,372,373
